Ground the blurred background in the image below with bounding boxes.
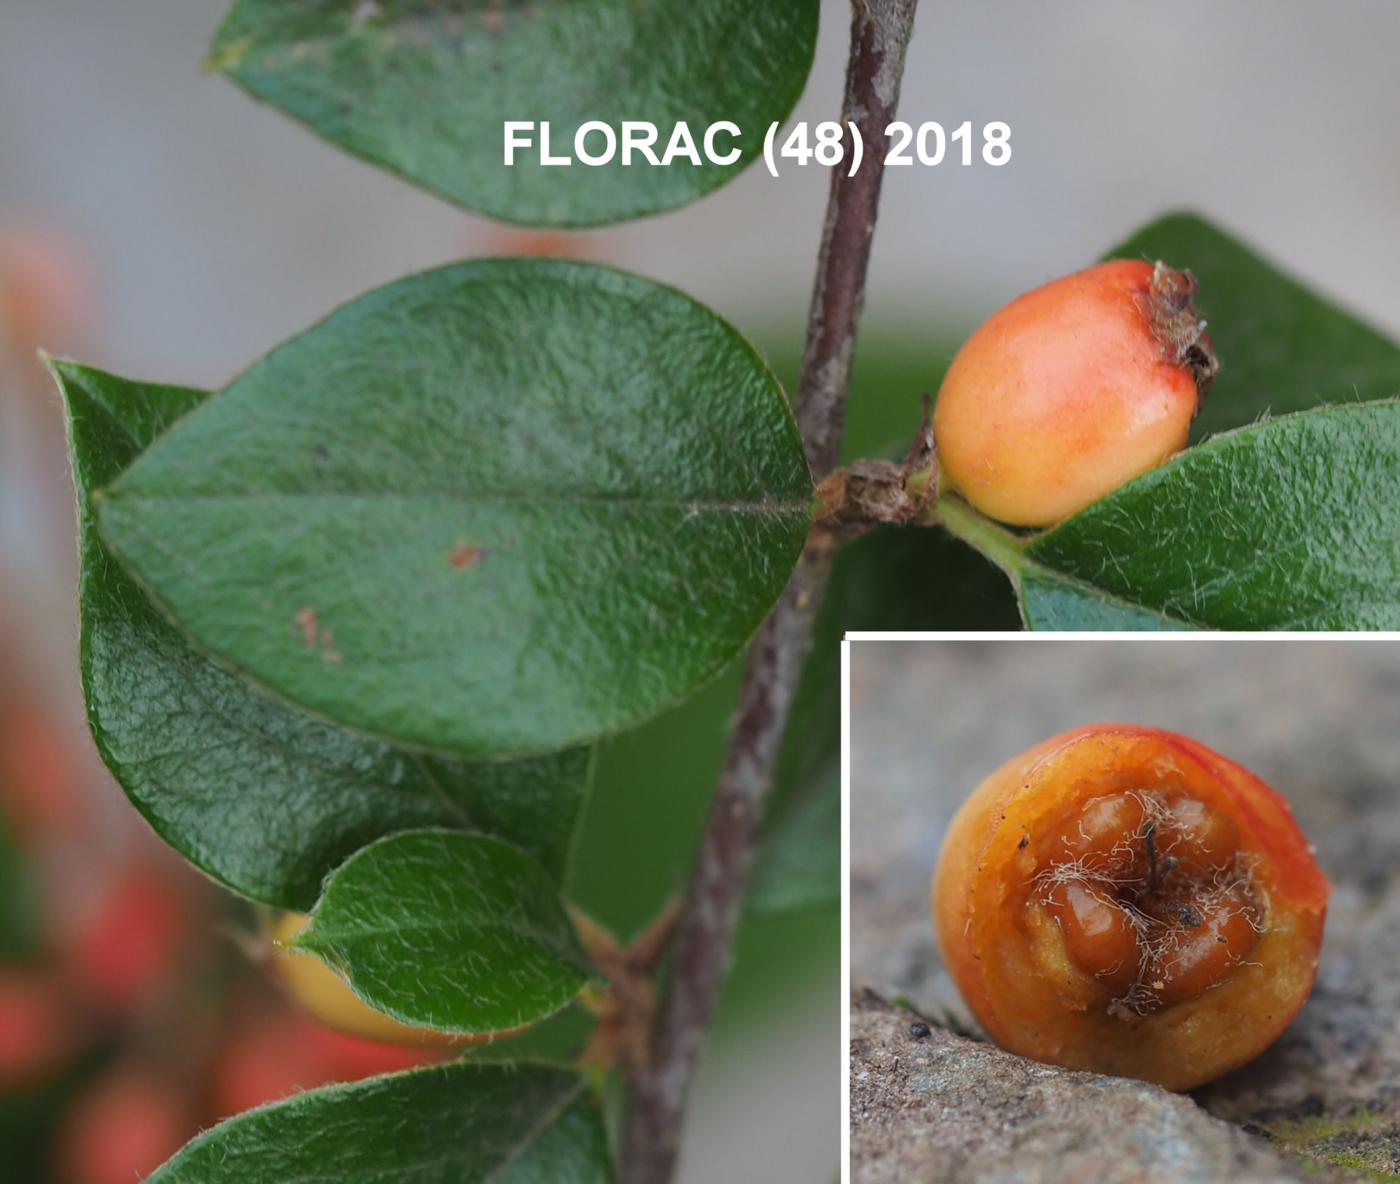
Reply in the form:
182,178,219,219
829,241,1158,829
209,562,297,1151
2,1,1399,1181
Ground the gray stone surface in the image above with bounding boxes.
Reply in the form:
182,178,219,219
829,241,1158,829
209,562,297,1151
850,639,1400,1181
850,990,1323,1184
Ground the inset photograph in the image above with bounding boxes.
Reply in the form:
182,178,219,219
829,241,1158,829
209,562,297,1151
849,638,1394,1183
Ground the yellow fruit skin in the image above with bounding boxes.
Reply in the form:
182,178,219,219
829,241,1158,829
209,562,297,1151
933,259,1201,527
269,912,481,1048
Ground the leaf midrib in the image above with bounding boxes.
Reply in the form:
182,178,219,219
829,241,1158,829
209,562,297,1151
313,913,584,969
103,488,814,515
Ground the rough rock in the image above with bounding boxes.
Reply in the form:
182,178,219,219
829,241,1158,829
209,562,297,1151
850,989,1324,1184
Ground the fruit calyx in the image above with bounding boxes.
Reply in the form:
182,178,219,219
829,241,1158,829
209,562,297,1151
1142,261,1220,404
1034,788,1264,1017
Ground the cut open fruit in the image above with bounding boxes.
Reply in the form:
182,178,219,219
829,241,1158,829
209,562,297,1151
933,724,1329,1089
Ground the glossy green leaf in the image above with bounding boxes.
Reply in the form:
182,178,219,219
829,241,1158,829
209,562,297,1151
148,1062,610,1183
209,0,819,228
57,360,590,910
296,830,591,1033
95,260,811,758
748,525,1019,915
938,402,1400,630
1104,212,1400,440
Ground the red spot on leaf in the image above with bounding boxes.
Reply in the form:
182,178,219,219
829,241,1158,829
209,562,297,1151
294,608,318,647
449,545,488,571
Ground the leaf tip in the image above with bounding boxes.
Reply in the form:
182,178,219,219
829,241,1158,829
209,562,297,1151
280,921,317,954
38,349,76,387
203,34,253,74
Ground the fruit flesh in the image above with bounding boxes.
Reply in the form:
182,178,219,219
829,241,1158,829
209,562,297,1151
933,725,1328,1089
933,260,1208,527
1035,788,1260,1014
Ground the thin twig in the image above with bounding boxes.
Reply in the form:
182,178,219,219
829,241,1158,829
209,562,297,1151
620,3,920,1179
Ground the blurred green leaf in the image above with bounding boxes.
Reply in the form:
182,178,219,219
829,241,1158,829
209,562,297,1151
95,260,811,759
57,360,590,910
210,0,819,228
0,1047,112,1183
748,762,837,916
297,830,591,1033
750,524,1019,914
461,1002,598,1067
148,1062,610,1182
0,805,38,958
1104,212,1400,440
780,525,1019,784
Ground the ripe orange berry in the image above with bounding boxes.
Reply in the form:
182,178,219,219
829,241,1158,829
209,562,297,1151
933,724,1328,1090
933,259,1218,527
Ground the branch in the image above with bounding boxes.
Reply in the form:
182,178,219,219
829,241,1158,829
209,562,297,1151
620,3,921,1180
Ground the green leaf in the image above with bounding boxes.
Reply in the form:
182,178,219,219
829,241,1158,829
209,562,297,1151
748,525,1019,915
461,1003,598,1067
209,0,819,228
96,260,811,759
56,360,591,910
296,830,591,1033
938,402,1400,630
1104,212,1400,440
148,1061,610,1183
1028,402,1400,629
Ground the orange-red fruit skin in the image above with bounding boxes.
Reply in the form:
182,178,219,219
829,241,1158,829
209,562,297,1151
932,724,1329,1091
933,260,1200,527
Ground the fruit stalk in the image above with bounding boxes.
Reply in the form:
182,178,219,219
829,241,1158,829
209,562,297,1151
619,3,920,1180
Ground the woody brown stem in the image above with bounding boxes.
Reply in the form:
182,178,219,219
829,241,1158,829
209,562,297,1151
619,2,921,1180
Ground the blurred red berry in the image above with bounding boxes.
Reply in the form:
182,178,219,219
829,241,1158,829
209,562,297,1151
212,1007,437,1119
0,220,95,356
0,704,84,840
67,869,186,1012
305,1022,439,1081
0,968,75,1091
211,1012,339,1117
54,1066,187,1184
